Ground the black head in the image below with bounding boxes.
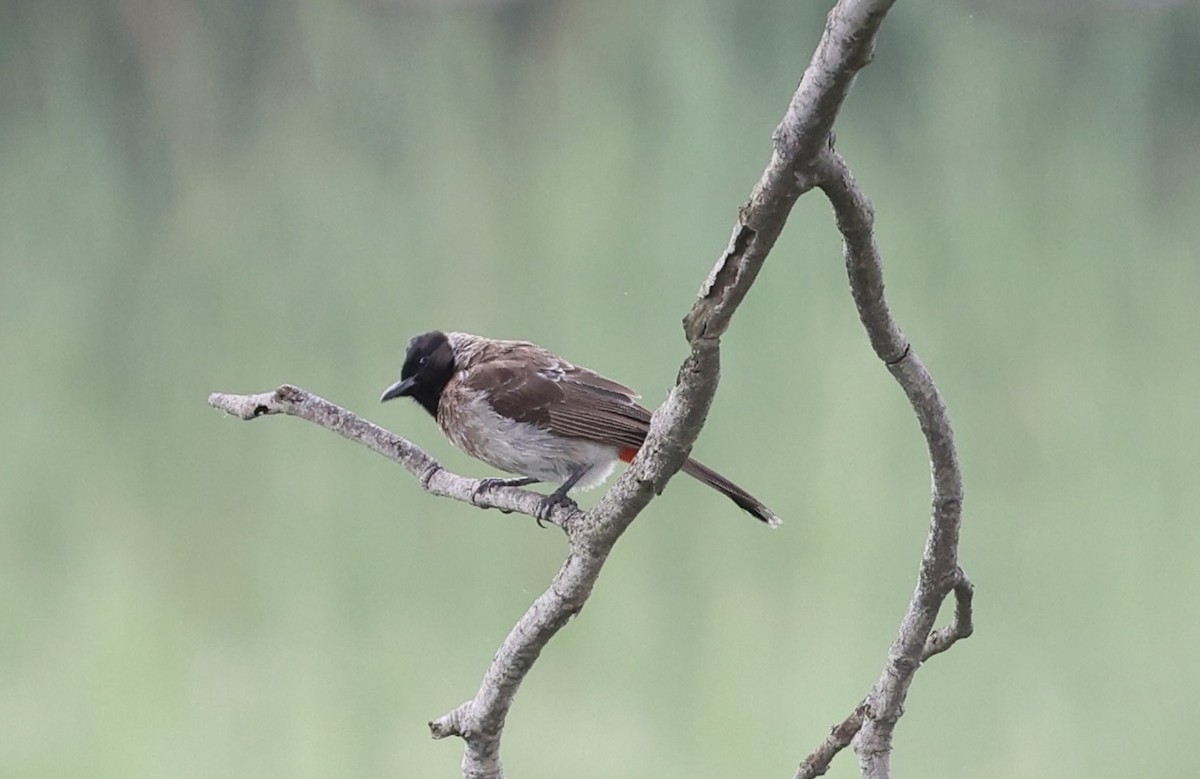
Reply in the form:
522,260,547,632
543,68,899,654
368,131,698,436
379,331,457,417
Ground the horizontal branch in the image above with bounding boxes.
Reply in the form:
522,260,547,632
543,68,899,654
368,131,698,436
207,385,580,527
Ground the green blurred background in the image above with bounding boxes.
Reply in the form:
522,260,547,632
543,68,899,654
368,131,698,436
2,0,1198,776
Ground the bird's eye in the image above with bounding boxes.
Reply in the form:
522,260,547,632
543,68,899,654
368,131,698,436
418,356,428,367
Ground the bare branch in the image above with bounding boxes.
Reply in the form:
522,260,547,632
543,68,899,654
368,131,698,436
697,1,973,770
814,146,968,779
682,0,897,344
207,386,578,526
795,704,868,779
794,566,973,779
922,569,975,661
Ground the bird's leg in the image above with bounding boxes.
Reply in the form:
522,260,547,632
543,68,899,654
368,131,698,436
535,466,588,526
471,476,540,507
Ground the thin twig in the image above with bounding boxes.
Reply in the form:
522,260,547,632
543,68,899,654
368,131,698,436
795,704,868,779
922,569,975,661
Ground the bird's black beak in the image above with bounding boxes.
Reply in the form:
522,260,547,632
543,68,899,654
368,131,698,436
380,376,417,403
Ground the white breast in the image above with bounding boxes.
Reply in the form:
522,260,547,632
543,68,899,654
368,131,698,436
437,390,620,491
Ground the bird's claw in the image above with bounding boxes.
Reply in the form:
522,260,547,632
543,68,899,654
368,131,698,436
535,494,577,528
471,477,506,505
471,476,538,513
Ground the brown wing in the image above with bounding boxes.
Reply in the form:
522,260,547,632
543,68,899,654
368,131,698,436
549,370,651,450
459,343,652,450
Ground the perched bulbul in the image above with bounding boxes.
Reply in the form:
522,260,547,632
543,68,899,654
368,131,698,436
380,331,780,527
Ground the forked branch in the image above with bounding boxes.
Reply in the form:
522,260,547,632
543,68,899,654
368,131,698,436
209,0,972,777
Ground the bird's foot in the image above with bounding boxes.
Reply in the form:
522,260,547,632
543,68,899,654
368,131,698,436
535,492,578,528
471,476,539,510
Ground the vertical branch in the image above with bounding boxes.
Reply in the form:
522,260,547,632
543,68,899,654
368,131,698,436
815,147,969,779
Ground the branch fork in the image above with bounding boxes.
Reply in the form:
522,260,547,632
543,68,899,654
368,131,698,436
209,0,971,776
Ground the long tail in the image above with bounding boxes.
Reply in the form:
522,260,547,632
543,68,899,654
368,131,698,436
681,458,781,528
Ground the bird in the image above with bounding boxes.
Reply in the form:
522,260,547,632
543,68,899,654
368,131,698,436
380,331,780,527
